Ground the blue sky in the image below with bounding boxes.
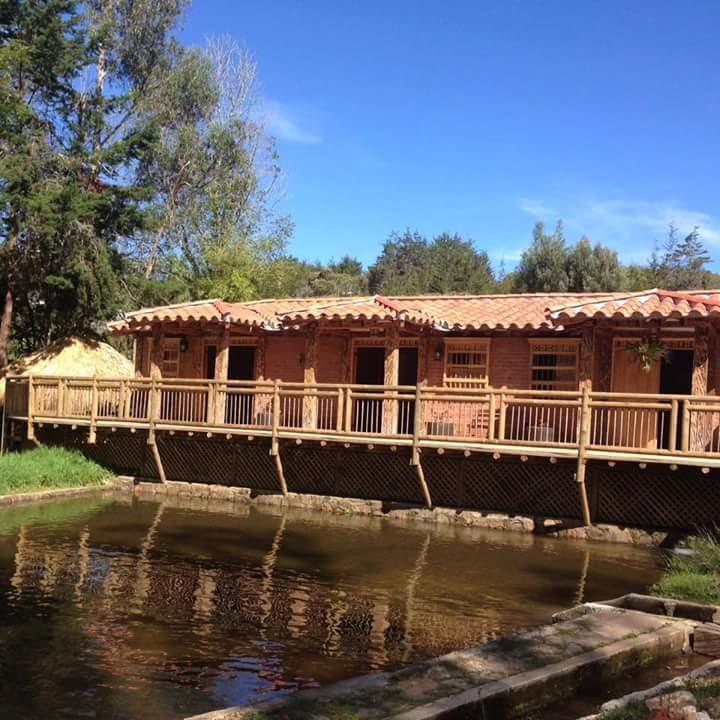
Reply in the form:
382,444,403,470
181,1,720,270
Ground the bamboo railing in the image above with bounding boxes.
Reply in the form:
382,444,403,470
6,375,720,462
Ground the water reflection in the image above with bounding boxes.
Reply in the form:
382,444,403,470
0,496,663,720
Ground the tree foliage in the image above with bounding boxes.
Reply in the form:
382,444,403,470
368,230,494,295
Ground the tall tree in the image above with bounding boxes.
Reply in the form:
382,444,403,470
129,37,291,304
515,221,569,292
367,230,429,294
654,223,711,290
567,236,625,292
0,0,186,360
426,233,495,293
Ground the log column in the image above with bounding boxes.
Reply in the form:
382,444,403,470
692,326,709,395
214,325,230,424
689,326,710,452
579,324,595,391
150,326,164,379
383,323,400,433
303,325,319,429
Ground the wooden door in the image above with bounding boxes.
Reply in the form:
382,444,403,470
611,343,661,449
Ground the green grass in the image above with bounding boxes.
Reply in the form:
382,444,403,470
0,447,111,495
651,533,720,605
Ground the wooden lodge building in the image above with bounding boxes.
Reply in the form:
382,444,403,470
7,288,720,532
116,289,718,402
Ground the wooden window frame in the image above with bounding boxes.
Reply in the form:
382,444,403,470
161,337,181,378
529,339,580,391
442,338,491,388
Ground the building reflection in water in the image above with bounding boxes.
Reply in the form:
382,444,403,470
0,495,662,720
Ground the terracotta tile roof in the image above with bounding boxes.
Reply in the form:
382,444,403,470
108,299,269,331
110,289,720,334
549,289,720,323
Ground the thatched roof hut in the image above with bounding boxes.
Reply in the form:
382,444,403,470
0,337,133,405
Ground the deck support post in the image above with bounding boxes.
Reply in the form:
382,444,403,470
411,382,432,508
149,435,167,484
576,384,592,526
147,377,167,483
270,379,288,495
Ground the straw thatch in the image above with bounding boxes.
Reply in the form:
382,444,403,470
0,336,134,405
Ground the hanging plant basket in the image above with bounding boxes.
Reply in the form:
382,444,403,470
623,337,668,373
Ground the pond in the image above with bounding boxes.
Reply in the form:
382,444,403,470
0,494,664,720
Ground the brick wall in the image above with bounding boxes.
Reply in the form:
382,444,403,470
265,335,304,382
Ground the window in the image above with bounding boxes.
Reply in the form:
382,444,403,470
443,339,490,388
161,338,181,377
529,340,579,391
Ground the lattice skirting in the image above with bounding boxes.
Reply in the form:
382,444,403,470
24,425,719,531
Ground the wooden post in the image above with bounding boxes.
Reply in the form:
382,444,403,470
271,379,281,456
383,323,400,433
256,335,266,381
88,378,98,444
150,326,164,379
26,375,35,442
691,328,710,451
682,400,691,451
214,325,230,425
118,380,127,421
303,325,318,429
498,391,506,441
270,379,288,495
669,399,678,452
0,393,7,454
579,324,595,391
207,382,216,425
336,387,344,432
575,384,592,526
342,386,352,432
411,382,432,508
150,439,167,483
56,378,64,418
488,391,496,441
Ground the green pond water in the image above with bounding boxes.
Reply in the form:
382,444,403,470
0,494,665,720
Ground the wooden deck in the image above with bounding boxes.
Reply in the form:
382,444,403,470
4,375,720,525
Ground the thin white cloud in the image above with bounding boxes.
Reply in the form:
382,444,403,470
263,100,321,145
518,196,720,255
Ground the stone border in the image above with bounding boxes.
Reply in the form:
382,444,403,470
0,479,127,506
185,608,690,720
127,477,677,546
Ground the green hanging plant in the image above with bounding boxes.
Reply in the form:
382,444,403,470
623,337,668,373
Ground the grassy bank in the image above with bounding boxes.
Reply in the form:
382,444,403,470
652,533,720,604
0,447,110,495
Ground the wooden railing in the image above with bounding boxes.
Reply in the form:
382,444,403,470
6,375,720,465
